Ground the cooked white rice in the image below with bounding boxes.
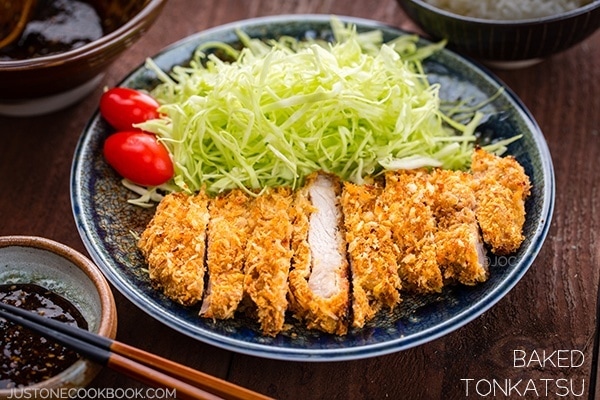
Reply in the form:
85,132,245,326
423,0,592,20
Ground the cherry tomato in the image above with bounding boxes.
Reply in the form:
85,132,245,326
103,131,174,186
99,87,160,131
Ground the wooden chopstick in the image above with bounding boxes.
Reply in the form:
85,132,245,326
0,302,273,400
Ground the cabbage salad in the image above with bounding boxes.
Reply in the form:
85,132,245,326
136,18,510,200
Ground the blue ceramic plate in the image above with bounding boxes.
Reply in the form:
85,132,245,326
71,15,554,361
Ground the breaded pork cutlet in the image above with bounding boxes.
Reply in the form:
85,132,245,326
200,189,252,320
381,170,443,294
244,187,294,336
341,181,402,329
137,191,210,306
430,169,488,285
289,172,350,335
471,148,531,254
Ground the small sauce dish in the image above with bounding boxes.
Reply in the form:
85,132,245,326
0,236,117,399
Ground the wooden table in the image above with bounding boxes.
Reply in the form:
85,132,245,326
1,1,598,398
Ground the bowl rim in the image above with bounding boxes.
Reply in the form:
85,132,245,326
0,235,117,392
0,0,167,70
400,0,600,25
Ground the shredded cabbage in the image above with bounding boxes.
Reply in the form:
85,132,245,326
138,18,509,196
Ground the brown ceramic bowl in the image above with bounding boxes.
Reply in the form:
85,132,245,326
396,0,600,68
0,0,167,116
0,236,117,398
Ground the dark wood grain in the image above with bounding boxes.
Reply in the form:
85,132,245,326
1,1,598,399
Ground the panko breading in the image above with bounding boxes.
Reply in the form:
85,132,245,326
135,148,532,337
289,173,350,335
382,170,443,294
137,191,209,306
430,169,488,285
244,187,294,336
471,148,531,254
200,189,252,320
341,181,402,329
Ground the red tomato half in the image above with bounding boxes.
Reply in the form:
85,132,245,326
103,131,174,186
100,87,160,131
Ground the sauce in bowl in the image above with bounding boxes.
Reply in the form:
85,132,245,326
0,0,104,61
0,283,88,389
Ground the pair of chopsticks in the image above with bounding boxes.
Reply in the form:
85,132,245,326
0,302,273,400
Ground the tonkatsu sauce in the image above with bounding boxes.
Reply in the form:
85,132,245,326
0,283,88,389
0,0,104,61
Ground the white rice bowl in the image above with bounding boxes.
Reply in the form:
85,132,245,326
423,0,592,20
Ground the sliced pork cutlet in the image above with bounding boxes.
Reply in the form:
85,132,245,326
243,186,294,336
289,172,350,335
471,148,532,255
137,191,210,306
341,181,402,329
200,189,252,320
430,169,488,285
381,170,443,294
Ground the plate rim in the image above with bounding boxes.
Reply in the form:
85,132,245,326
71,14,555,361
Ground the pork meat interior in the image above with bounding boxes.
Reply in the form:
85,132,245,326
289,172,350,335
